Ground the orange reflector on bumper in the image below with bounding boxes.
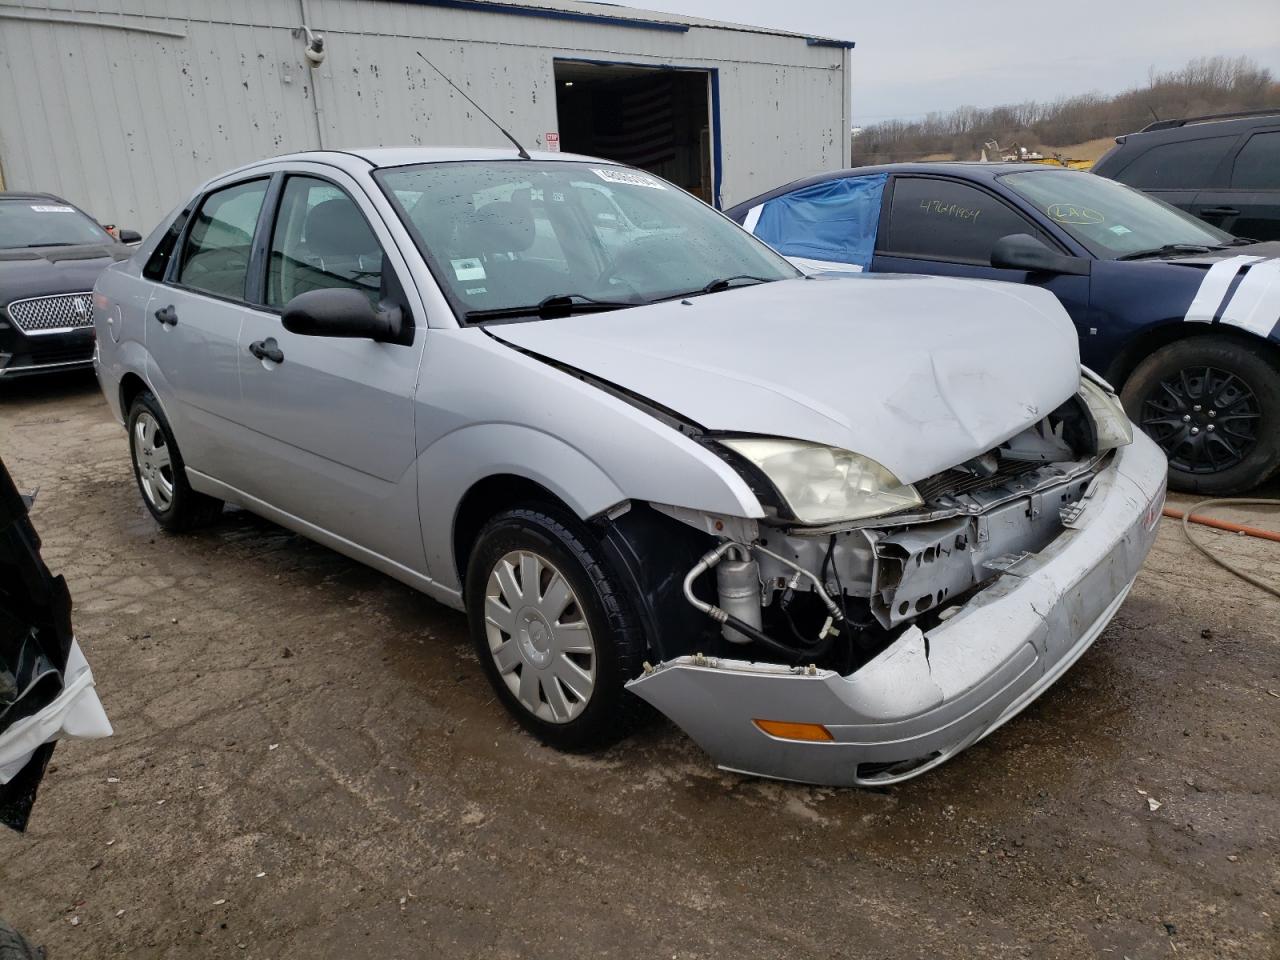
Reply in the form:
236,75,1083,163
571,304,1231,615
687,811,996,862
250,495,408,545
753,719,834,742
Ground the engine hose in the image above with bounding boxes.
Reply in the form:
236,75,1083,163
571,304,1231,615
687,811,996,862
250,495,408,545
1163,499,1280,600
720,612,831,663
681,542,837,663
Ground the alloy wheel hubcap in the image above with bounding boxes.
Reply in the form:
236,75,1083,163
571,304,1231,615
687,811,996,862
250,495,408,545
483,550,595,724
1140,365,1260,474
133,411,175,511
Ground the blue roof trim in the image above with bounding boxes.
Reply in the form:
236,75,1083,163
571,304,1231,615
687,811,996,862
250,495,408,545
390,0,690,32
806,37,856,49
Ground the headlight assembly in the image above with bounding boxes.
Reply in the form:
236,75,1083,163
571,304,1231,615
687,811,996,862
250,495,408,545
719,437,923,524
1078,376,1133,451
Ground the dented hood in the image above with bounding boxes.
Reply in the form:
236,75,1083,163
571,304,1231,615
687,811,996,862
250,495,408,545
489,275,1081,484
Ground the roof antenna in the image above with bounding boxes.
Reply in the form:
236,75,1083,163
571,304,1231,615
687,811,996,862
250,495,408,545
416,50,531,160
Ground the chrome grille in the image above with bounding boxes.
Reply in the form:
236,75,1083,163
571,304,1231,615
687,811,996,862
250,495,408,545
6,292,95,335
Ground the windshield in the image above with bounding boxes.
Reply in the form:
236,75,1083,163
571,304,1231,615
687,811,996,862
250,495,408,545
0,199,111,249
1000,169,1232,259
375,161,797,320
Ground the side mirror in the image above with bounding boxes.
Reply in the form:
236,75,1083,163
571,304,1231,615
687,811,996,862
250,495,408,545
118,229,143,244
991,233,1090,276
282,288,402,341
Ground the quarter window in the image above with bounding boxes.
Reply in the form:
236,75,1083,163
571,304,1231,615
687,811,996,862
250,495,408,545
883,178,1042,262
176,179,268,299
267,176,384,308
1113,136,1234,190
1231,131,1280,190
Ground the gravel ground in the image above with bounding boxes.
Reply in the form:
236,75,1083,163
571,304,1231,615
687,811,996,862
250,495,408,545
1,371,1278,960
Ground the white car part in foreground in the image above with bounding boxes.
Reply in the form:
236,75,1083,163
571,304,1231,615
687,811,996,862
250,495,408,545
0,640,111,785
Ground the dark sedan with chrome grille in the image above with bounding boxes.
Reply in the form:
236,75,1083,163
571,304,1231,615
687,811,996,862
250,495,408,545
0,192,139,378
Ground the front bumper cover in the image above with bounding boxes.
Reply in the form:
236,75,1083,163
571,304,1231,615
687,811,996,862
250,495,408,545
626,431,1167,787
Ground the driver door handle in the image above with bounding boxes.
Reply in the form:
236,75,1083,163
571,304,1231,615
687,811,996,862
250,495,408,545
1200,207,1239,217
154,304,178,326
248,337,284,364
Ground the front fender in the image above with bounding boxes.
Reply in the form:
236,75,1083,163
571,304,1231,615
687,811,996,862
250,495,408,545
418,422,627,580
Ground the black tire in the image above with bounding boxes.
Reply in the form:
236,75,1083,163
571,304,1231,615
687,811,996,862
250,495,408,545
464,505,647,751
1121,336,1280,495
126,390,223,532
0,921,41,960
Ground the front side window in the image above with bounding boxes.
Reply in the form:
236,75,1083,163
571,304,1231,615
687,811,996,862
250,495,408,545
1002,168,1231,258
1112,136,1234,190
267,177,384,308
1231,131,1280,190
176,179,268,300
376,161,796,322
882,177,1039,262
0,199,112,250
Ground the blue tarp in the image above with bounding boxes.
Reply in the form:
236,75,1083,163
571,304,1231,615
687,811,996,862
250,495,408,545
752,173,888,270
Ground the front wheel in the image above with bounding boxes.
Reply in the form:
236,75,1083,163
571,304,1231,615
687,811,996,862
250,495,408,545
1121,336,1280,494
464,506,646,751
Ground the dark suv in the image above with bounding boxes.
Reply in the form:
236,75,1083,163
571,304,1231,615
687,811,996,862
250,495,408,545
1093,109,1280,241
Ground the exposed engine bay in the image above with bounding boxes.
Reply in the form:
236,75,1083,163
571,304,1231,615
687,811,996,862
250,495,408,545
669,394,1110,675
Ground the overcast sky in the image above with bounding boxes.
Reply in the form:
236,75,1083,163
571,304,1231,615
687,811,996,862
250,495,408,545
618,0,1280,126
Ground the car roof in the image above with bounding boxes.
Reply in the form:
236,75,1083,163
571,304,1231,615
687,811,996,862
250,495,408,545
726,161,1077,214
1119,109,1280,142
222,145,610,180
0,190,66,202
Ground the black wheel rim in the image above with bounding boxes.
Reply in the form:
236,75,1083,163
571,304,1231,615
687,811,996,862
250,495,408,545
1139,364,1260,473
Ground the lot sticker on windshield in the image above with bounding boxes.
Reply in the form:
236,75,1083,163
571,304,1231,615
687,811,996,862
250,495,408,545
1109,224,1133,235
592,168,665,190
451,258,486,281
30,205,76,213
1047,203,1104,225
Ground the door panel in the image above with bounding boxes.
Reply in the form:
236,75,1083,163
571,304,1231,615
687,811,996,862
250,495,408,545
1193,129,1280,241
873,176,1093,335
234,173,426,571
145,178,269,471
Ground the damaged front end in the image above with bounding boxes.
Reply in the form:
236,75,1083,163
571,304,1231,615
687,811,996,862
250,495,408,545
626,379,1166,786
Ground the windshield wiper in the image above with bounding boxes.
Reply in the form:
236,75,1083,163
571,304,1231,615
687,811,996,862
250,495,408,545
464,293,639,323
22,242,77,248
1116,243,1213,261
656,275,777,302
699,275,775,294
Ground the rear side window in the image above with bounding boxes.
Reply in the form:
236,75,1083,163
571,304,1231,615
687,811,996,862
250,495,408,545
143,208,190,281
1231,131,1280,190
266,176,384,308
882,177,1040,262
1113,136,1234,190
176,179,269,300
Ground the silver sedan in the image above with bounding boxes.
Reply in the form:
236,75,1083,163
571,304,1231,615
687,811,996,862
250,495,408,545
93,147,1166,785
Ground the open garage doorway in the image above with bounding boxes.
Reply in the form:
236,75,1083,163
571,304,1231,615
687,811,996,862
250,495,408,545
553,60,718,205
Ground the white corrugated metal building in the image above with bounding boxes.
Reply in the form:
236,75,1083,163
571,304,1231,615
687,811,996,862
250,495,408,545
0,0,852,232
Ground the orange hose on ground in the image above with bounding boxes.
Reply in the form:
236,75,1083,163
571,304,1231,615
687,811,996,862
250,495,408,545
1162,506,1280,544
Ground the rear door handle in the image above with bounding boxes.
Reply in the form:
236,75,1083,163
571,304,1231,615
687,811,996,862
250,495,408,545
1199,207,1239,217
154,304,178,326
248,337,284,364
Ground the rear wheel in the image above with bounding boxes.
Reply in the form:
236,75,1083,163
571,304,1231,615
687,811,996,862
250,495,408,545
464,505,646,751
126,391,224,532
1121,336,1280,494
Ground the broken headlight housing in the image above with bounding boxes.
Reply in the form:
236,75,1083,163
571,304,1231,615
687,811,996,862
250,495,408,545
720,438,923,524
1078,375,1133,451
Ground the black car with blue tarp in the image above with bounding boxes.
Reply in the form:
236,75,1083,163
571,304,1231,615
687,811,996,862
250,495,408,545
727,163,1280,494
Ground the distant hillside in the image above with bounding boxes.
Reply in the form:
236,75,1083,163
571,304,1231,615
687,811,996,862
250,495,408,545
854,56,1280,165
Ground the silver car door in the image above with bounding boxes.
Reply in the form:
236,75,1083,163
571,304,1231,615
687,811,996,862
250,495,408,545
233,168,427,574
144,177,270,472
